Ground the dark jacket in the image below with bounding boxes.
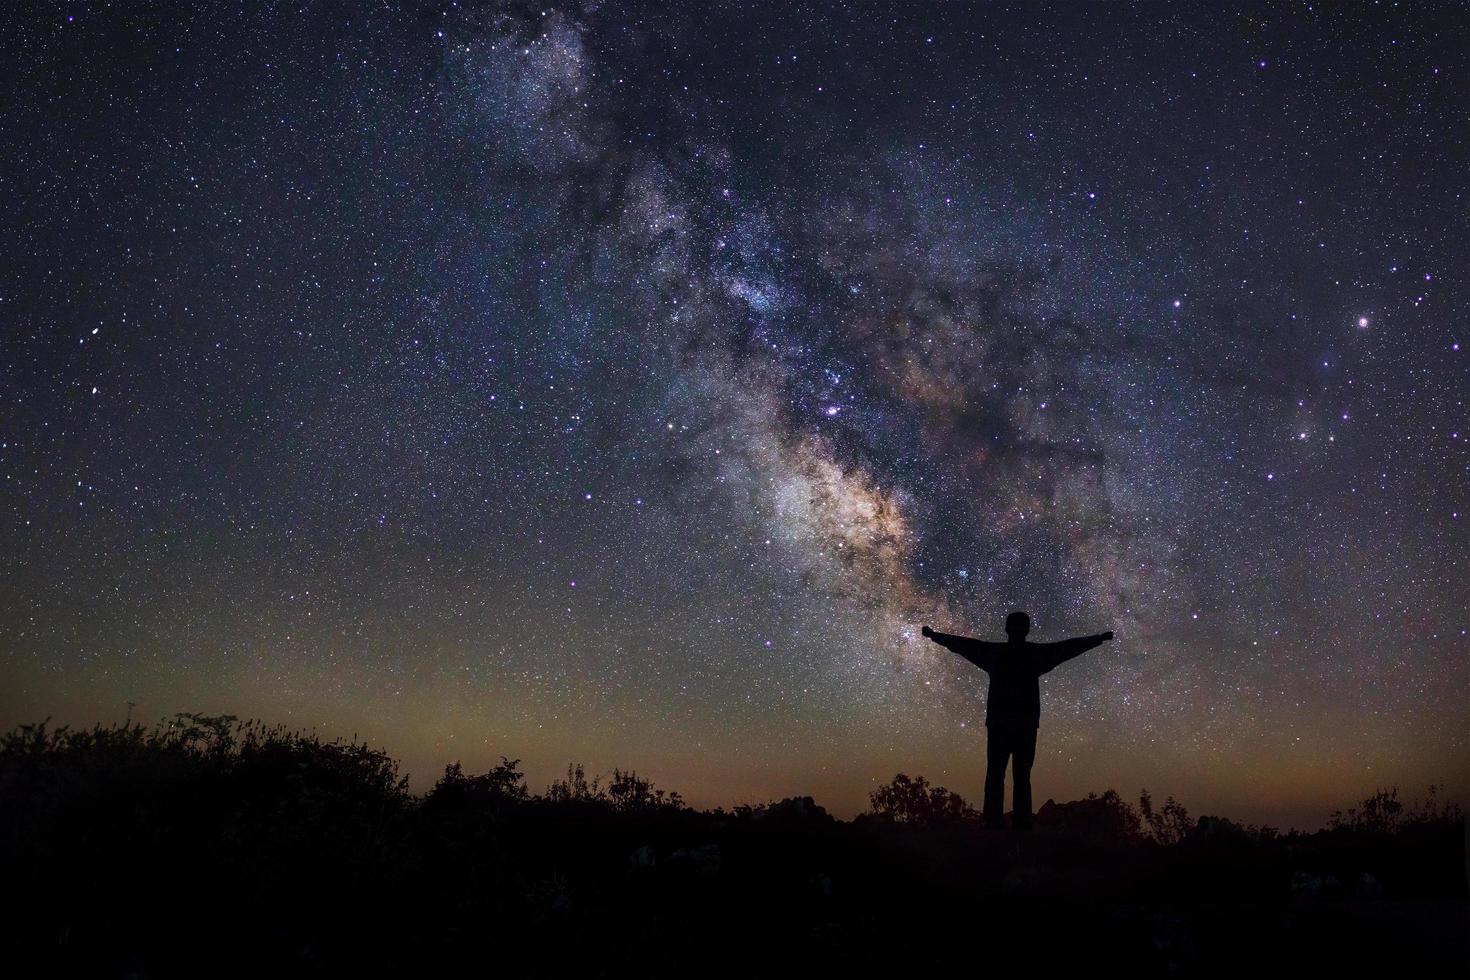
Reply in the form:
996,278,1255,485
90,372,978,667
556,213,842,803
928,631,1109,728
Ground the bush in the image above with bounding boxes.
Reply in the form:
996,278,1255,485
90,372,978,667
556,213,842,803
424,757,530,810
606,768,685,813
540,761,684,812
867,773,977,827
1036,789,1146,843
1,714,1464,975
1328,785,1465,834
1139,788,1191,845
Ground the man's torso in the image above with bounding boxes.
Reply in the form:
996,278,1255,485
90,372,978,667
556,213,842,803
984,647,1044,728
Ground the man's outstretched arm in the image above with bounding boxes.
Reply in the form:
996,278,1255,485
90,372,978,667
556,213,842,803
921,625,1002,672
1036,630,1114,672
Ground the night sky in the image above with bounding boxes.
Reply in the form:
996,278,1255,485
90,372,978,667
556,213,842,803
2,2,1466,830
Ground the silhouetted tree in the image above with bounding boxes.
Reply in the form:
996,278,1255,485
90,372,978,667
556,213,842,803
1037,789,1145,842
1139,788,1191,845
606,768,685,812
867,773,977,827
1403,784,1465,828
4,712,1466,975
544,762,604,804
1329,787,1403,833
426,757,530,810
1327,785,1463,834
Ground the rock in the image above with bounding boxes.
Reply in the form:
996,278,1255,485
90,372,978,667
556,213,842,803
668,843,721,877
1191,815,1249,843
1289,871,1321,899
757,796,834,825
627,844,657,870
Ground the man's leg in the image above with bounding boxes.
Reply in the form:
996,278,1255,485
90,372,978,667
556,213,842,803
1010,726,1038,830
983,726,1010,829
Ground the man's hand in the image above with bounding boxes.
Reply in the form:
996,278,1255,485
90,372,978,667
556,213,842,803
921,625,933,638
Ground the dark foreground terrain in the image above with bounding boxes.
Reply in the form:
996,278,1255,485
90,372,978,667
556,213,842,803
2,715,1464,978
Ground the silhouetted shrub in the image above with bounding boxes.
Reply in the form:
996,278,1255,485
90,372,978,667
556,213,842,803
544,761,605,805
1,715,1464,976
1035,789,1146,843
1139,788,1191,845
1328,785,1464,834
606,767,685,812
1330,787,1403,833
867,773,977,827
424,756,530,811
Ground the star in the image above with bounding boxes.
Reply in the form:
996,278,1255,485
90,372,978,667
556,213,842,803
0,0,1459,835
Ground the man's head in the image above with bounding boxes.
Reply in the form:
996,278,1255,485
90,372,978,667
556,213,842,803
1005,610,1031,642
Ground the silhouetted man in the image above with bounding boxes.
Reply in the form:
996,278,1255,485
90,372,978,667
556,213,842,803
921,612,1113,831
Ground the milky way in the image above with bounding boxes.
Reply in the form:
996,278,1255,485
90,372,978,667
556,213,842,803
1,2,1465,828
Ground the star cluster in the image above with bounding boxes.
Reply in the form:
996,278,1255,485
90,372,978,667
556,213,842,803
1,2,1465,828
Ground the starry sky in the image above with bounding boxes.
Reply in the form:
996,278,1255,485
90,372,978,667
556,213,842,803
2,2,1466,830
